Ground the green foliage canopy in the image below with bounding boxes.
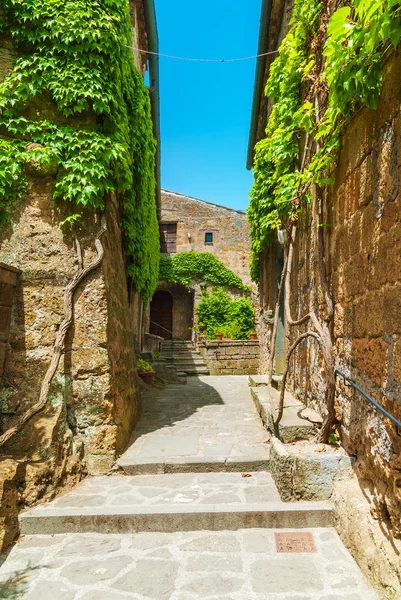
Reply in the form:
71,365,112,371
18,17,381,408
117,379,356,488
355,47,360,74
248,0,401,281
196,287,255,341
0,0,160,300
159,252,250,292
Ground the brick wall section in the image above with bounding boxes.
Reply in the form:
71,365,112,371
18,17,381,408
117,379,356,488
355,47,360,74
199,341,259,376
160,190,253,287
0,264,20,376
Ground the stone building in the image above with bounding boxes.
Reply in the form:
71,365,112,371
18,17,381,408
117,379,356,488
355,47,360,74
0,0,160,551
148,189,253,341
247,0,401,595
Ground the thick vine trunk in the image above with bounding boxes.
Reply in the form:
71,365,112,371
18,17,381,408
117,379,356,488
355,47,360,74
0,217,107,449
267,248,288,384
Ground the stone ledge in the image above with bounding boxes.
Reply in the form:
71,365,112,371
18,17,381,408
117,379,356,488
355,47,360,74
270,437,354,502
250,386,316,443
20,500,333,535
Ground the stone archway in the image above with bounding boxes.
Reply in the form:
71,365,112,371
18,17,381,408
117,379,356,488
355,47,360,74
149,290,173,339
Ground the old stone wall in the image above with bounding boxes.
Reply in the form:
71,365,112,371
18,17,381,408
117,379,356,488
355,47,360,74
199,341,259,376
0,0,150,552
160,190,253,287
0,264,20,377
258,50,401,597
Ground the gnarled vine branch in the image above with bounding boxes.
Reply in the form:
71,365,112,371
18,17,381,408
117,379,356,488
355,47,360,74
0,216,107,449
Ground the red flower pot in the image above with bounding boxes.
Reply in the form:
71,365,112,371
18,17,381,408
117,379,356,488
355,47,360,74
250,332,257,341
138,371,155,385
216,333,223,341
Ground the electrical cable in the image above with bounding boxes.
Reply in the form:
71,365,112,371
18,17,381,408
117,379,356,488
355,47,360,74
125,45,279,63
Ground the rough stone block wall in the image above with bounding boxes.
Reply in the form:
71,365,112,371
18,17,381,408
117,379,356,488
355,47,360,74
160,190,253,287
200,341,260,375
0,264,20,377
0,1,149,551
258,51,401,597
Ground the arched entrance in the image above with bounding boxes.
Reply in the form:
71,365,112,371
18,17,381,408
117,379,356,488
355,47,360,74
150,290,173,339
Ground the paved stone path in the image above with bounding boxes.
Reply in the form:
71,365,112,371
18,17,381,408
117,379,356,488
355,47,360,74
118,376,270,473
26,472,281,509
0,376,378,599
0,529,377,599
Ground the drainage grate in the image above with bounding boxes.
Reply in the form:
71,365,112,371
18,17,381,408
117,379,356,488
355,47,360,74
275,532,317,553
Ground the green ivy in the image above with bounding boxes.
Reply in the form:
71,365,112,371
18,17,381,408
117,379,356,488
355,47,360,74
159,252,250,292
248,0,401,281
248,0,321,281
196,287,255,340
0,1,160,301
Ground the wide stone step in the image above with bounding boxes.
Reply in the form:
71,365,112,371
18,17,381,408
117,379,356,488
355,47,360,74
250,385,318,442
118,454,269,475
19,472,333,535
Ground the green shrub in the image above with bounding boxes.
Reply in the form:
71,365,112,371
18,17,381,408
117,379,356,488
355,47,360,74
137,358,153,373
196,288,255,341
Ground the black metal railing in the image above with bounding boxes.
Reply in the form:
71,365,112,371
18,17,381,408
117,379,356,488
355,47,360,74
149,320,191,345
335,369,401,436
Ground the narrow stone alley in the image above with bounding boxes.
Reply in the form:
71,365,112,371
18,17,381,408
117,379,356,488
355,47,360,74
0,376,377,599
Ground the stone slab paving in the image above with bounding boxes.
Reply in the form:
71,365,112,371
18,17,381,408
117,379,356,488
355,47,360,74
0,528,378,599
19,472,333,534
118,376,270,473
29,472,281,509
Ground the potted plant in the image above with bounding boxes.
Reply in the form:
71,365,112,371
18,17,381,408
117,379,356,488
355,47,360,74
137,358,155,385
249,331,257,341
216,332,223,341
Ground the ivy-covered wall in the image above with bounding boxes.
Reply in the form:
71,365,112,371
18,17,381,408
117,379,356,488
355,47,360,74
0,0,158,552
0,0,160,301
249,0,401,594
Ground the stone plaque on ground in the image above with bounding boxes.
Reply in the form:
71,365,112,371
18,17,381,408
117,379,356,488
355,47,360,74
275,532,316,553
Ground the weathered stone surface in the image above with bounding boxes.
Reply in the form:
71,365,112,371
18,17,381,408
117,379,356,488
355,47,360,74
270,438,354,502
256,46,401,592
200,341,260,375
0,4,147,551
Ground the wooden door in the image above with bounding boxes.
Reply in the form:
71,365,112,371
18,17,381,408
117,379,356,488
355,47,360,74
149,291,173,339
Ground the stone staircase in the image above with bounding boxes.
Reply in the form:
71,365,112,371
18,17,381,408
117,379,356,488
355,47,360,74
0,376,378,599
160,340,209,375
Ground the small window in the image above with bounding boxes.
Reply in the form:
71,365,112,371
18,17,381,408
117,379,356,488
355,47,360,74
205,232,213,245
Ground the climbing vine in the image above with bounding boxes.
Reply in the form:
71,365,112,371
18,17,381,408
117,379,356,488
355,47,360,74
248,0,401,440
0,0,160,301
159,252,250,292
248,0,401,280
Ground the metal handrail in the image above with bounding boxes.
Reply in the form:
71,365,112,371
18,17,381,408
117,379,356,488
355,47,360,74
149,320,187,343
335,369,401,436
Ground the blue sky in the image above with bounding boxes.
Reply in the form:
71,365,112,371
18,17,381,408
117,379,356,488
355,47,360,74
155,0,262,212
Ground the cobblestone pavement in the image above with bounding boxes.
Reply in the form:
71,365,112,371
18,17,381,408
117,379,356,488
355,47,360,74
120,376,270,464
0,528,377,600
38,472,280,509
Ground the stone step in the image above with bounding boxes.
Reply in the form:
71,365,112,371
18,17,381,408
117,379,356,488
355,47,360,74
118,454,269,475
250,386,317,443
248,374,269,387
185,369,210,375
160,342,195,349
19,472,333,535
271,374,284,391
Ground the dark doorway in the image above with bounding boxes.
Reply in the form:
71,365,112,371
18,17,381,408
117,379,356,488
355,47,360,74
150,290,173,339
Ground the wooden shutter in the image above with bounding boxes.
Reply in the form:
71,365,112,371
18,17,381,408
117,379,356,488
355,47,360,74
159,223,177,254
